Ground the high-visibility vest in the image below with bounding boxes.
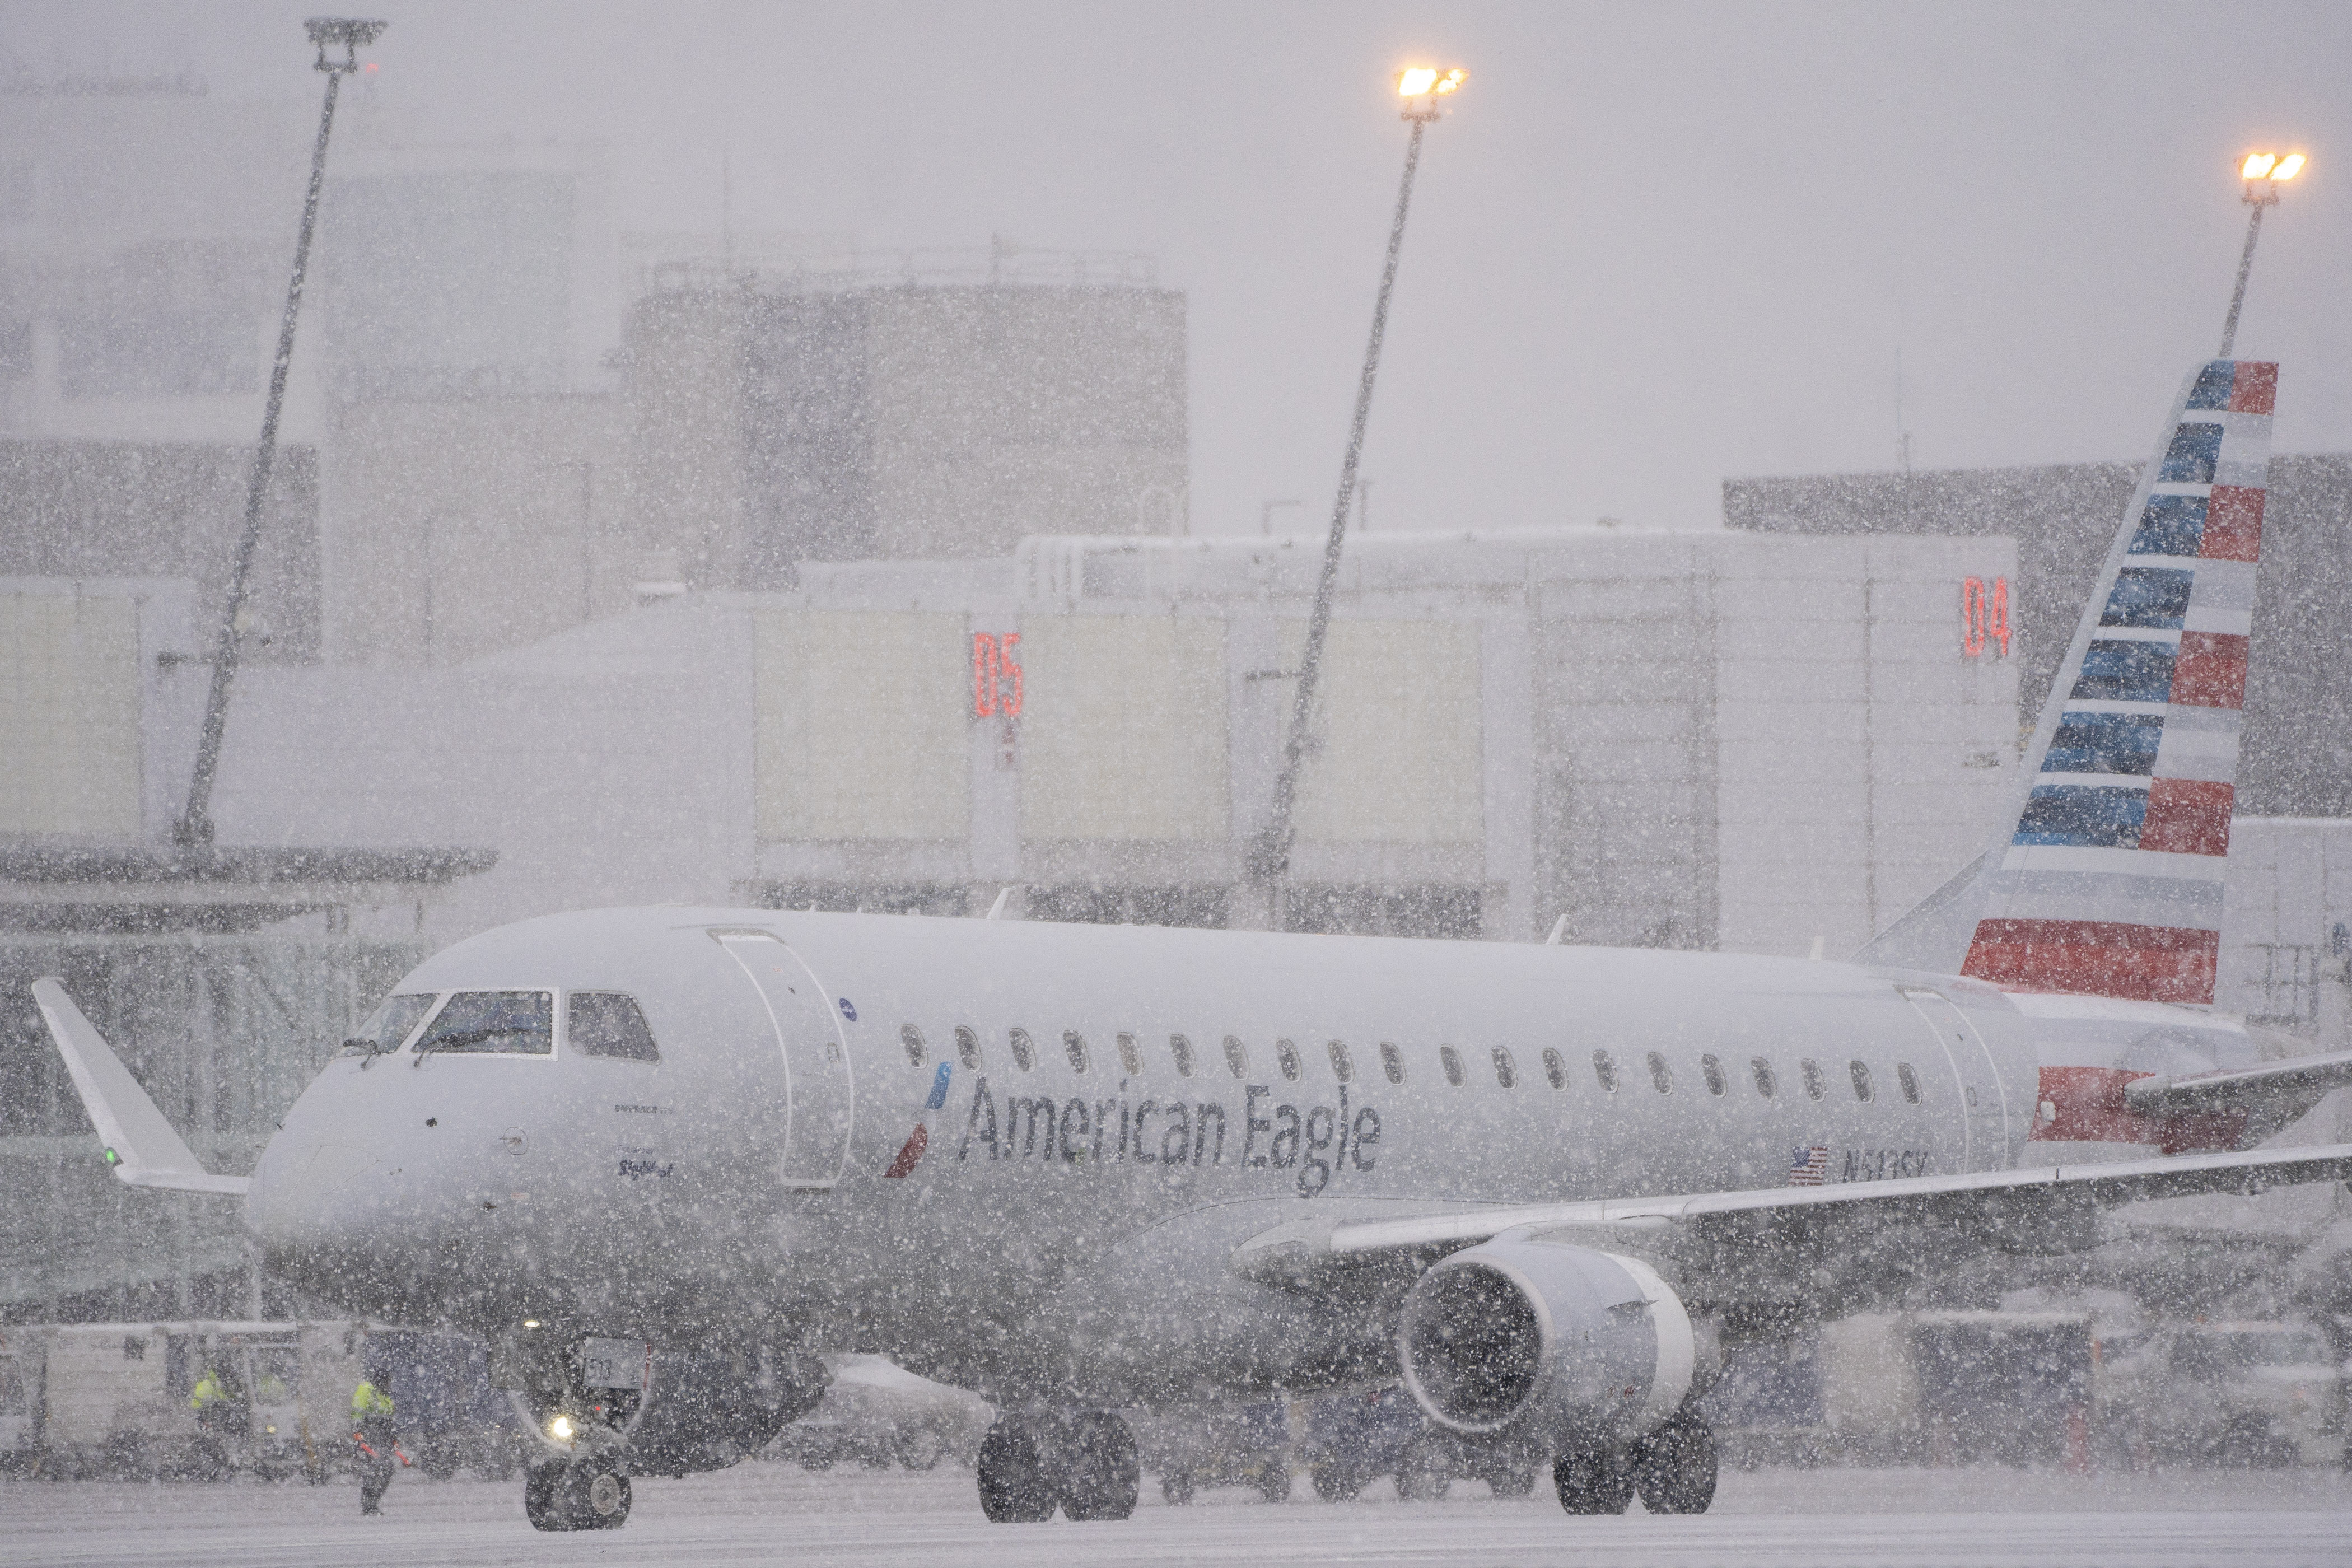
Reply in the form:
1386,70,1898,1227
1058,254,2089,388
351,1379,394,1421
191,1373,225,1412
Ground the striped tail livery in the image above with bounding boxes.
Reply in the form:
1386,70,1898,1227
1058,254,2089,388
1962,359,2275,1004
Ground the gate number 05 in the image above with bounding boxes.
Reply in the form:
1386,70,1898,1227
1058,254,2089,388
973,633,1023,717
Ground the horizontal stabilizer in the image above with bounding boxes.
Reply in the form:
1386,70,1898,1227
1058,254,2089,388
33,978,249,1197
2124,1048,2352,1116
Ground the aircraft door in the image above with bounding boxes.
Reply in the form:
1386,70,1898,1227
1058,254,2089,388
1900,989,2010,1173
716,931,855,1189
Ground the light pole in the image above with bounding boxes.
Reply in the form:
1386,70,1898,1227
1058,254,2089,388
1248,65,1464,925
2219,150,2306,358
175,18,385,846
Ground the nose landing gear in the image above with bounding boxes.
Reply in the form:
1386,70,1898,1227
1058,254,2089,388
500,1329,646,1533
524,1451,632,1531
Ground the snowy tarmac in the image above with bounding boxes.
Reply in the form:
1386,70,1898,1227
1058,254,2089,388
5,1462,2351,1567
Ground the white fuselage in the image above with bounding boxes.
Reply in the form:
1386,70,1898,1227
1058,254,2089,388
249,906,2254,1405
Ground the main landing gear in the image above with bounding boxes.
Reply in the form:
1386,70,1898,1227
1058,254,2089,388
977,1411,1141,1523
1553,1416,1718,1516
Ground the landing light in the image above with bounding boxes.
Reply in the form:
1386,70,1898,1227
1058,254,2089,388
522,1319,541,1329
548,1414,575,1442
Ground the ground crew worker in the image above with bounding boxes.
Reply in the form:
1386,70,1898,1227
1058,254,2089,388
190,1368,228,1425
352,1374,398,1515
190,1365,240,1471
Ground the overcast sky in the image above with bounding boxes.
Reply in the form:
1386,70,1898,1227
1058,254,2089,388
10,1,2348,538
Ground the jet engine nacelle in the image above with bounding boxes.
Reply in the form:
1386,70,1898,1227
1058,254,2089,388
1398,1233,1696,1447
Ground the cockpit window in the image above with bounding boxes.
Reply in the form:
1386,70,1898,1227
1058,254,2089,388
341,993,436,1057
570,992,660,1062
412,991,553,1056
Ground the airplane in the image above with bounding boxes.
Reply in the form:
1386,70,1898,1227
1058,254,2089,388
39,356,2352,1530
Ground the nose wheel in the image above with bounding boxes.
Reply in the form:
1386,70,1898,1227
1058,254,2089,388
525,1452,632,1531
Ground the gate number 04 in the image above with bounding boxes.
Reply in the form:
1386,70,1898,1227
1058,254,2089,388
972,633,1023,717
1961,576,2010,659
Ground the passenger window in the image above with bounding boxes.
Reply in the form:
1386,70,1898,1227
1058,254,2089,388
414,991,553,1056
1169,1034,1197,1077
343,993,435,1057
1849,1060,1874,1102
1379,1042,1405,1084
570,993,659,1063
1116,1033,1142,1076
1275,1039,1302,1081
1751,1057,1776,1099
1010,1029,1035,1072
1493,1047,1517,1089
1700,1054,1726,1096
1897,1062,1921,1104
1800,1058,1825,1100
1328,1040,1354,1083
1439,1045,1464,1086
1646,1051,1674,1094
1541,1047,1566,1090
1222,1036,1249,1079
1064,1031,1090,1073
955,1025,982,1070
900,1024,927,1068
1592,1051,1618,1094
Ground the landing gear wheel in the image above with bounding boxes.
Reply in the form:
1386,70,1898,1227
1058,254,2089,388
525,1455,633,1531
1061,1412,1141,1520
1255,1458,1291,1504
1632,1417,1717,1515
1552,1448,1634,1515
524,1459,570,1530
1482,1454,1540,1497
1396,1434,1451,1501
977,1419,1056,1523
895,1426,950,1472
1160,1469,1196,1505
582,1466,632,1529
1310,1462,1362,1502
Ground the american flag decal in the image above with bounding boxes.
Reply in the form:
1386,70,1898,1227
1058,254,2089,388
1788,1146,1830,1187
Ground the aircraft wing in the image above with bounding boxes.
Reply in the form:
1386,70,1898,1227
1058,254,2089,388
33,978,251,1197
1229,1140,2352,1292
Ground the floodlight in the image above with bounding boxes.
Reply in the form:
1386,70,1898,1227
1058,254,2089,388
306,17,387,73
2242,152,2278,180
1397,66,1466,99
2274,153,2307,180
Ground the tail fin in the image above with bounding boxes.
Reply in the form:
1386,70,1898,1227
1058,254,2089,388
34,978,249,1196
1957,360,2276,1004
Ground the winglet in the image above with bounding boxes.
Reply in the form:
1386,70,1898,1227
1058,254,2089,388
32,978,250,1197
